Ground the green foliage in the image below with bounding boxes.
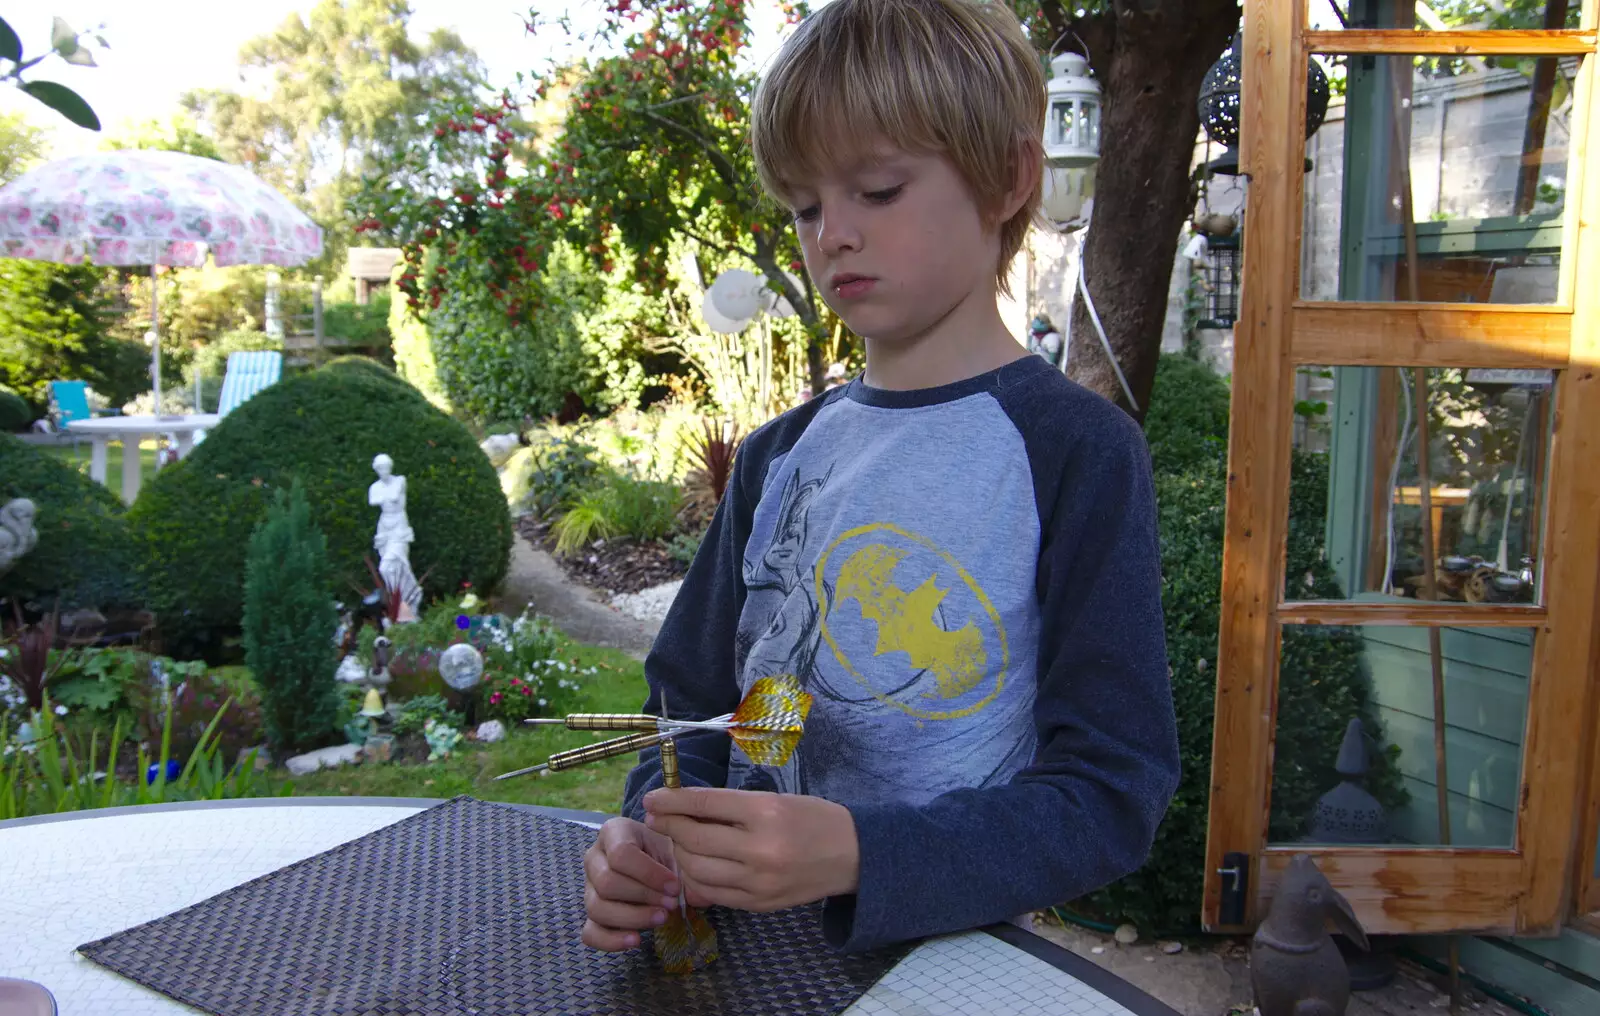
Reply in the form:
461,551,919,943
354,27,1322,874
1,17,107,132
391,693,463,736
321,354,407,388
181,0,492,277
480,615,592,725
128,364,511,652
0,259,146,409
0,434,141,611
322,291,392,350
523,435,603,519
386,262,448,408
1077,356,1406,931
552,472,681,555
420,239,652,423
0,385,30,431
0,110,48,184
0,692,286,821
102,111,222,159
242,481,340,753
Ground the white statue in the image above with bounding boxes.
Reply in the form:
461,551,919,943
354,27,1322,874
0,498,39,575
368,454,422,622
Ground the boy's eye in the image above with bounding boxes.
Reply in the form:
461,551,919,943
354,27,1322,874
792,204,820,223
865,185,903,204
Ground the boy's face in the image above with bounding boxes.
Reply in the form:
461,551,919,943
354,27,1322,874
785,142,1002,346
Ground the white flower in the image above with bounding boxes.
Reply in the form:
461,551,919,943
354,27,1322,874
54,704,68,716
538,698,547,707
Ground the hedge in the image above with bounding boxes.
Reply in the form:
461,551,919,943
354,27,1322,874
1074,355,1405,931
321,354,410,389
127,363,512,652
0,386,30,432
0,433,142,611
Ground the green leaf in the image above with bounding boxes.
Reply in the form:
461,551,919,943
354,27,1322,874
18,80,101,130
0,18,20,64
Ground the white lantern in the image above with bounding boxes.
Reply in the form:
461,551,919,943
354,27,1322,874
1040,51,1101,225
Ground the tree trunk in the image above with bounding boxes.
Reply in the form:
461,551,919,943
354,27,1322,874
1043,0,1239,424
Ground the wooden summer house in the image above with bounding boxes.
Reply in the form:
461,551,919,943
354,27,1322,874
1202,0,1600,1009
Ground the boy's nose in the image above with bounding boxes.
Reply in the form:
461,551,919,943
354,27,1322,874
816,212,862,256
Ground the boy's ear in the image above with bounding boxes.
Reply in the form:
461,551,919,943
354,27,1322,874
996,136,1042,224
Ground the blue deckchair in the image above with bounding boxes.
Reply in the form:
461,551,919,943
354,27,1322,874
47,380,120,449
216,350,283,418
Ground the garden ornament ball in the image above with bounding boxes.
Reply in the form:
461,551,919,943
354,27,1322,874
439,642,485,692
708,268,764,320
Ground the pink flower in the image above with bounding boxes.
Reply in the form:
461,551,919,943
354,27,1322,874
490,692,504,704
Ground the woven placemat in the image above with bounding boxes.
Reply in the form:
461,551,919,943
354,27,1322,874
76,795,913,1016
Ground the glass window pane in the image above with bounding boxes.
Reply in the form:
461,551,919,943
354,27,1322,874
1300,51,1578,302
1289,366,1551,605
1267,620,1529,851
1268,623,1532,849
1308,0,1583,31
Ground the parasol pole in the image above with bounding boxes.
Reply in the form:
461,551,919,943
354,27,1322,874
150,264,162,414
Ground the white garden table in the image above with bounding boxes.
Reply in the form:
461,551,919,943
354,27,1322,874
64,414,219,503
0,798,1179,1016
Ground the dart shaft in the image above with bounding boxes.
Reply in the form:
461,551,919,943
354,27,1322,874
563,713,661,731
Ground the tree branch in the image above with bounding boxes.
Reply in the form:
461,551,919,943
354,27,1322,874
637,107,744,193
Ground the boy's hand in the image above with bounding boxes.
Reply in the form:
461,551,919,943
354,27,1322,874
581,817,683,952
642,787,860,913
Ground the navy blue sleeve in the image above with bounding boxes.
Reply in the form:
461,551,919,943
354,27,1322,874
823,381,1180,951
618,443,755,820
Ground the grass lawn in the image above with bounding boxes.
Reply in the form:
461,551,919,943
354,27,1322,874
289,639,650,815
42,438,161,486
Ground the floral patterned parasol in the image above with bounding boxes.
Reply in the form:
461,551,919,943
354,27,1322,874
0,149,323,267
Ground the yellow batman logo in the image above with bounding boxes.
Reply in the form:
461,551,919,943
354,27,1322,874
816,522,1008,721
834,544,986,700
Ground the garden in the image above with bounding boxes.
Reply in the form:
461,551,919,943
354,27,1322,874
0,0,1402,942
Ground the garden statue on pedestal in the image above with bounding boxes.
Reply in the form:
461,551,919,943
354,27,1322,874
369,453,423,622
0,498,39,575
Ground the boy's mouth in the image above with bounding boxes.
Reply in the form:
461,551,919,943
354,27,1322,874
830,273,876,299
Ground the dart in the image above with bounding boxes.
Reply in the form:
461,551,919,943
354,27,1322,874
518,673,813,769
650,694,720,975
491,730,668,781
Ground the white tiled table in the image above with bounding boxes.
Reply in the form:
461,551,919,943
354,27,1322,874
0,798,1176,1016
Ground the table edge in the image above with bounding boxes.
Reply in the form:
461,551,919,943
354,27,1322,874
0,795,612,831
981,922,1183,1016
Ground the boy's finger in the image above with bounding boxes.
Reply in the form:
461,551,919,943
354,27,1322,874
585,888,670,934
643,787,752,824
647,812,747,859
581,918,643,952
676,851,746,891
606,840,681,895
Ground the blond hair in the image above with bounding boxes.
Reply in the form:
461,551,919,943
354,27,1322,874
750,0,1045,296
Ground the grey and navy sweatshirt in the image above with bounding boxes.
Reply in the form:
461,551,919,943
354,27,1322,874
620,353,1180,953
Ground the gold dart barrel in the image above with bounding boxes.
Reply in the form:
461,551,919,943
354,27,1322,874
493,730,665,781
660,737,681,790
548,730,665,771
564,713,661,731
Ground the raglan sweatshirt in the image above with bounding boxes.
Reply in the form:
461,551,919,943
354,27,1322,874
620,352,1180,954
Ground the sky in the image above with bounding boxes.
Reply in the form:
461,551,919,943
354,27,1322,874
0,0,816,159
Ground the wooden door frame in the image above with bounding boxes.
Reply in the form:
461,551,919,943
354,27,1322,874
1202,1,1600,937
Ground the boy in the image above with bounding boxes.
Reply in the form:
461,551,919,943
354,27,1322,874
582,0,1179,955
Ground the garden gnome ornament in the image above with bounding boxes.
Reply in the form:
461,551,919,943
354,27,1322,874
0,498,39,575
1027,315,1064,368
369,453,423,622
1251,853,1370,1016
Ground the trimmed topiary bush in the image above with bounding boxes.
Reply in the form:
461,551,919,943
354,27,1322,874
0,433,142,611
321,354,410,389
243,480,340,753
1072,354,1405,933
0,386,30,431
127,362,512,652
